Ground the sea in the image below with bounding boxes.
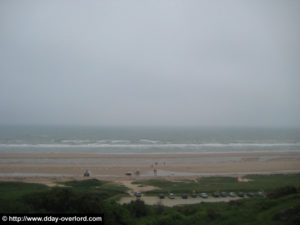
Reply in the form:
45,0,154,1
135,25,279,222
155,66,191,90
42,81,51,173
0,126,299,154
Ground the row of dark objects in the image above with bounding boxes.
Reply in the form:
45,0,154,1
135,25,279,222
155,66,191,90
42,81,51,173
135,191,264,199
211,191,264,198
166,191,264,199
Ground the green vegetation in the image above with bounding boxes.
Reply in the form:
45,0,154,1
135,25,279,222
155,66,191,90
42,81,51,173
0,182,50,213
60,179,128,200
132,174,300,195
122,190,300,225
0,175,300,225
0,179,128,214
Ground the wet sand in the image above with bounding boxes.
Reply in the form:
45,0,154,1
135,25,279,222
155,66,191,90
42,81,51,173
0,152,299,180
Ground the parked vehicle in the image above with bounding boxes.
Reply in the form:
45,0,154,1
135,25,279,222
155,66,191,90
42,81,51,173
238,192,244,197
256,192,264,197
212,192,220,197
169,193,175,199
200,193,208,198
182,193,188,199
229,192,236,197
158,193,165,199
247,192,255,197
135,191,142,197
221,192,227,197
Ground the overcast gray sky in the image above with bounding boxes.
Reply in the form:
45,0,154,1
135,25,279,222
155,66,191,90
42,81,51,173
0,0,299,127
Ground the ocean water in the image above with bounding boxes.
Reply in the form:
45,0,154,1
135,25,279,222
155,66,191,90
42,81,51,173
0,126,299,154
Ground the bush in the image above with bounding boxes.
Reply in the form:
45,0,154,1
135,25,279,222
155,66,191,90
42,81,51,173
206,208,223,220
268,186,298,199
23,188,104,213
155,211,185,225
0,198,33,213
175,205,199,216
103,201,134,225
272,205,300,225
126,199,149,218
63,179,104,188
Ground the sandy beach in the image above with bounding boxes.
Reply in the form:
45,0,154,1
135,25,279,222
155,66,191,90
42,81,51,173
0,152,299,182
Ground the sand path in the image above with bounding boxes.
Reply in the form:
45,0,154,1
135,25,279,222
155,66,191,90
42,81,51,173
118,180,158,196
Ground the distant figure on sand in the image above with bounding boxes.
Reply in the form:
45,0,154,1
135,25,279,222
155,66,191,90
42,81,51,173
84,169,91,177
154,168,157,176
125,172,132,176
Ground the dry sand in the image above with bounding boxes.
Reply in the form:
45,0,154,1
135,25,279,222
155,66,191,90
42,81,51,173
1,152,299,207
0,152,299,182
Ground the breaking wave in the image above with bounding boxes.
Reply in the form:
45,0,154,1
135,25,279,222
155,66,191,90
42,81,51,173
0,142,299,149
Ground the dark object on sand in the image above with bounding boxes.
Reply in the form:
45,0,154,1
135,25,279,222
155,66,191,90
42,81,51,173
83,170,91,177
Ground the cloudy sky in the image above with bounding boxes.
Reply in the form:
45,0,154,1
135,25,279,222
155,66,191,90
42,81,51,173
0,0,299,127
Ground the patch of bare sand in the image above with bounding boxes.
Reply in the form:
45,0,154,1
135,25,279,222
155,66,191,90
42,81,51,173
0,177,73,187
118,180,158,196
237,176,253,182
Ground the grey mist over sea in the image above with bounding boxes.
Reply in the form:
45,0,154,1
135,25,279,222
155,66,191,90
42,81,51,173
1,1,299,136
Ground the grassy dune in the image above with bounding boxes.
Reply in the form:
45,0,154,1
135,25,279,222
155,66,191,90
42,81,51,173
0,175,299,225
133,174,300,195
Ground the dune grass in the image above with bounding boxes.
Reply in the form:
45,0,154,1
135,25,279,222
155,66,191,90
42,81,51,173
132,174,300,195
0,179,128,213
0,175,299,224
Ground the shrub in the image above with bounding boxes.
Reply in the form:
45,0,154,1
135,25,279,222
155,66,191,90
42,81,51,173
268,186,298,199
272,205,300,225
23,188,104,213
206,208,223,220
126,199,149,218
